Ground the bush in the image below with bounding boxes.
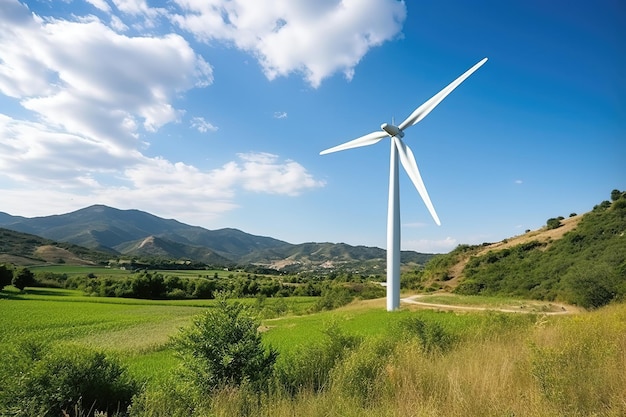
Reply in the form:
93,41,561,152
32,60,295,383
173,300,277,393
0,341,137,417
275,323,361,395
546,217,562,230
12,267,35,291
330,337,393,403
395,315,455,353
0,264,13,290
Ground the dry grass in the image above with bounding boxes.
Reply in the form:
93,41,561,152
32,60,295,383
34,245,97,265
444,215,583,289
200,303,626,417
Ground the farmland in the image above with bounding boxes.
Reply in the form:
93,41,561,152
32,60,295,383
2,284,625,416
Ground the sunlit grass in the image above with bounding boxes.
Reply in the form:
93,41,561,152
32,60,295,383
406,292,571,312
3,285,625,416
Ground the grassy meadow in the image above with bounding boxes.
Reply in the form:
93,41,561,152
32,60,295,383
1,286,625,416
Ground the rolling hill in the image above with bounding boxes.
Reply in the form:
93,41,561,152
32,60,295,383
413,190,626,308
0,228,111,266
0,205,433,271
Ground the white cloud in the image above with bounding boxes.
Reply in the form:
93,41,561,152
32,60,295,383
170,0,406,88
110,15,129,32
0,147,324,224
86,0,112,13
191,117,218,133
232,152,325,195
515,179,523,184
274,111,288,119
0,2,212,148
0,1,324,226
404,236,458,253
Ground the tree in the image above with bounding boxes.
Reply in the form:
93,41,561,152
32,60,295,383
0,264,13,290
611,189,624,202
12,268,35,291
546,217,562,230
173,300,277,392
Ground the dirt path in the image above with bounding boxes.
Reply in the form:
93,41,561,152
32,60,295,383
400,295,578,315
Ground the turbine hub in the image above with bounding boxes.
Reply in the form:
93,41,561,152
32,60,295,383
381,123,404,138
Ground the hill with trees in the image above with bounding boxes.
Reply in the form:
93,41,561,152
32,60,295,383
410,190,626,308
0,205,433,273
0,228,110,266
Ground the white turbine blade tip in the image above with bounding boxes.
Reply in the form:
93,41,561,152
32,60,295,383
398,57,488,131
320,131,387,155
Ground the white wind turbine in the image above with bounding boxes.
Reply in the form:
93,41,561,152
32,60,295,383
320,58,488,311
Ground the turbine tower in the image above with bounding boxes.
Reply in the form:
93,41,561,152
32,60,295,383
320,58,487,311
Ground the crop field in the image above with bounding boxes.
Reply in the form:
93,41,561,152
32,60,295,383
0,287,317,382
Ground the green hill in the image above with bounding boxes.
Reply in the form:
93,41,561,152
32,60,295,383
0,228,111,266
413,190,626,309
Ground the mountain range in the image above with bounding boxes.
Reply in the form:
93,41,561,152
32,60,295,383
0,205,432,272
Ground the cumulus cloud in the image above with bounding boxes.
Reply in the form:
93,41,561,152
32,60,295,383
0,2,212,147
0,147,324,223
169,0,406,88
2,0,425,239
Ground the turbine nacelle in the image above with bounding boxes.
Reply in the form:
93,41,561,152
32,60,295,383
381,123,404,138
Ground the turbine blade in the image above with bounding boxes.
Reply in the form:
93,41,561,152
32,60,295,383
320,131,388,155
398,57,488,131
393,137,441,225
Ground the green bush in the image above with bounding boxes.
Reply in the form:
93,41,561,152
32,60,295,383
395,315,455,353
173,300,278,393
0,264,13,290
12,267,35,291
275,323,361,395
0,341,137,417
330,337,393,403
546,217,562,230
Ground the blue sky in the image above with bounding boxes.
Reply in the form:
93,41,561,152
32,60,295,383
0,0,623,253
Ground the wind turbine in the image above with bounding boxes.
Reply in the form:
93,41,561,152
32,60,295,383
320,58,488,311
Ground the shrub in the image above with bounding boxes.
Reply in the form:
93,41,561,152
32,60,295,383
330,337,393,403
0,341,137,417
312,285,354,311
546,217,562,230
173,300,278,393
0,264,13,290
563,263,618,308
395,315,455,353
275,323,361,395
12,267,35,291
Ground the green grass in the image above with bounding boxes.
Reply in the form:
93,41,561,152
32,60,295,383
29,265,279,281
30,265,133,276
410,293,568,312
0,286,318,381
3,285,625,416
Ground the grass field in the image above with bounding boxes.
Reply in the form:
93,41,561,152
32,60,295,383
0,286,317,382
2,286,625,416
29,264,239,280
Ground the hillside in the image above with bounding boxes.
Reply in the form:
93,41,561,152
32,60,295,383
0,205,434,272
0,228,110,266
412,190,626,308
114,235,231,265
0,205,289,260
